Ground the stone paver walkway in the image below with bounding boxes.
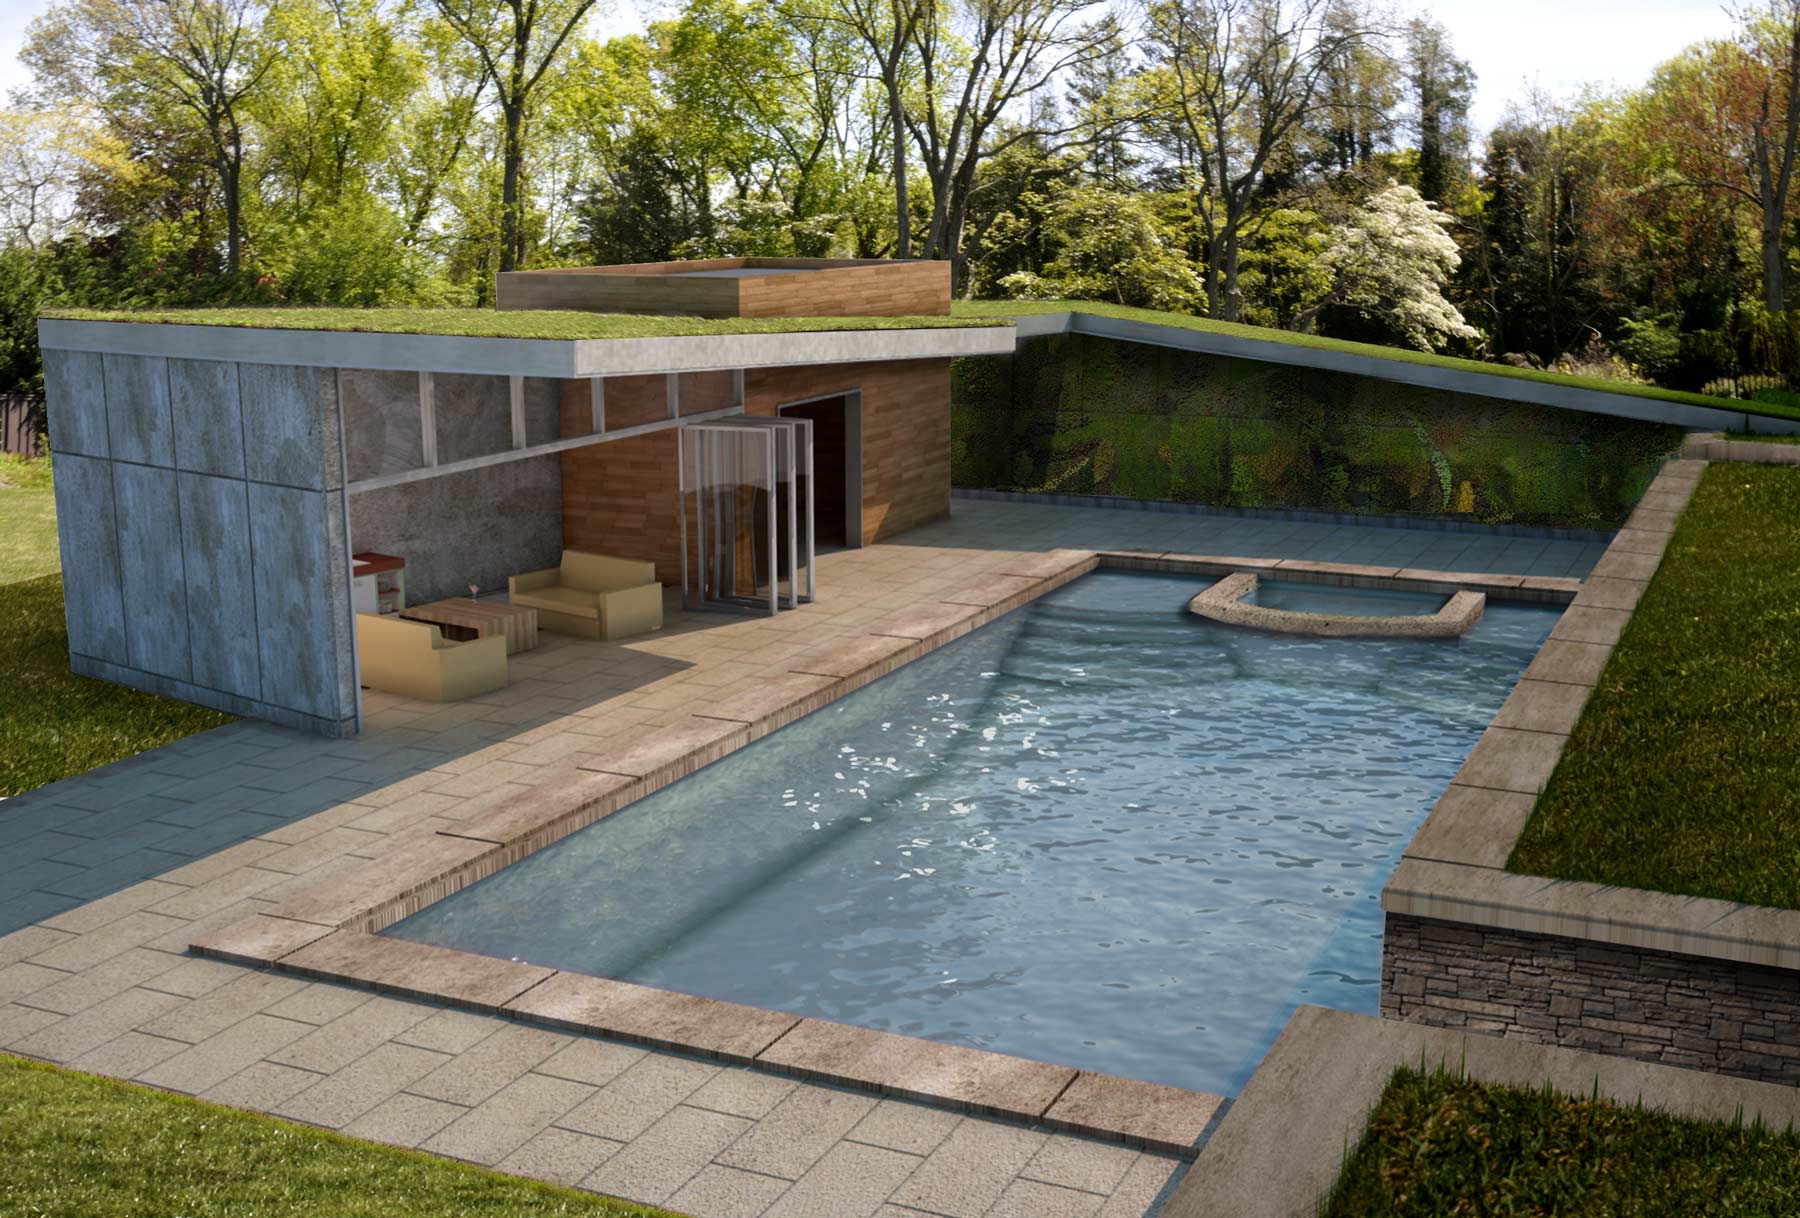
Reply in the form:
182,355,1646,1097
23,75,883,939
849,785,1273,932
0,498,1604,1217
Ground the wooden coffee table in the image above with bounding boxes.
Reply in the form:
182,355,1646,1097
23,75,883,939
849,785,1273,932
400,598,540,654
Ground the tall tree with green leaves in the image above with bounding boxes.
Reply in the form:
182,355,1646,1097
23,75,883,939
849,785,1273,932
24,0,278,277
1403,17,1474,205
429,0,599,272
1144,0,1380,321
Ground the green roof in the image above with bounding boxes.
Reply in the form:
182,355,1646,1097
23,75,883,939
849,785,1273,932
42,306,1004,340
953,299,1799,423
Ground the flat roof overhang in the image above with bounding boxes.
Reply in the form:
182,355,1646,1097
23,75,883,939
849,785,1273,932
36,317,1016,377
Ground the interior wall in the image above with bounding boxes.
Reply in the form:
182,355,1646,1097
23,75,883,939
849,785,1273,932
348,454,564,604
558,358,952,584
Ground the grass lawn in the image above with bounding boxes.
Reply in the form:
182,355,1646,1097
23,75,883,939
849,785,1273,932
1322,1065,1800,1217
0,573,234,797
1508,464,1800,907
43,305,1001,339
0,453,58,585
954,299,1800,423
0,1053,677,1218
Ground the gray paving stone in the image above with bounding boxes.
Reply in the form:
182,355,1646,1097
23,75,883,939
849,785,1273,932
846,1101,964,1157
138,969,307,1043
685,1066,799,1119
137,955,246,999
533,1036,646,1087
716,1085,876,1180
581,1104,752,1206
1095,1155,1181,1218
9,986,185,1062
25,911,188,974
0,962,71,1005
66,1030,191,1080
392,1006,502,1055
407,1021,569,1106
494,1126,626,1188
667,1165,792,1218
268,995,433,1073
765,1140,924,1218
18,947,184,1015
276,1041,450,1129
0,925,75,968
986,1178,1104,1218
558,1052,720,1142
0,1001,63,1048
421,1071,596,1165
1021,1137,1141,1196
200,1060,326,1111
341,1092,470,1149
137,1013,313,1094
263,980,372,1026
888,1119,1046,1218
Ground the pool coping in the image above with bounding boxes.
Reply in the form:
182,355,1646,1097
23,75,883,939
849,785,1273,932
1162,1003,1800,1218
1188,570,1486,637
1377,458,1800,972
186,549,1581,1159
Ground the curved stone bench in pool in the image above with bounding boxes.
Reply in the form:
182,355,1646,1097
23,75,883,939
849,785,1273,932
1187,571,1486,638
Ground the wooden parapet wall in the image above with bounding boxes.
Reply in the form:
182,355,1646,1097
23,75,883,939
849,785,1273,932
498,257,950,319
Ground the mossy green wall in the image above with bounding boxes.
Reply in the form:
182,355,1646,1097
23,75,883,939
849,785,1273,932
951,333,1684,529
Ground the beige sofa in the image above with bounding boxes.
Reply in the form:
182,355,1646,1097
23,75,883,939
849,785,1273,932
356,612,508,702
509,549,664,640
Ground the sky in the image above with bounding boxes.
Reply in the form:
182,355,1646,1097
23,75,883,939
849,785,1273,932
0,0,1739,136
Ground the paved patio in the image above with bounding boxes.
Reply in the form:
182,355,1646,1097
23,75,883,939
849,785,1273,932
0,497,1604,1218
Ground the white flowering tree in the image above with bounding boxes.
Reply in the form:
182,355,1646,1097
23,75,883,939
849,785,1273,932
1300,182,1479,351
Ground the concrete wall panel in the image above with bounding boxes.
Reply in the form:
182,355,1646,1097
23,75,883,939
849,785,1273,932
51,452,128,664
178,471,261,699
349,454,562,603
111,462,192,681
341,368,423,482
249,483,344,720
434,373,513,465
42,348,109,458
102,353,174,467
241,363,336,489
170,358,246,478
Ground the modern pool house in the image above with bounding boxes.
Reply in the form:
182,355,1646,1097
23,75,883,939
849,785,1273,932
27,260,1796,1213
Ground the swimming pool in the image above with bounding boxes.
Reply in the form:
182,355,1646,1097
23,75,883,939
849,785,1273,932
386,571,1558,1096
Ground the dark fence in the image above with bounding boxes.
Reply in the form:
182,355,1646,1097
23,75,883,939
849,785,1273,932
1,395,43,458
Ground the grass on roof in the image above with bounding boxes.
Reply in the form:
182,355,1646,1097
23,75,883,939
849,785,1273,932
953,299,1800,422
41,306,1002,340
1322,1063,1800,1217
0,1053,677,1218
1507,464,1800,909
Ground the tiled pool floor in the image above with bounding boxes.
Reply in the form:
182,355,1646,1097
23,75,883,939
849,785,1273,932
0,498,1602,1218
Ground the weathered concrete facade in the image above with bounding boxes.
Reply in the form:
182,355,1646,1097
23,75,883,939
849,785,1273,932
43,349,359,735
1382,913,1800,1086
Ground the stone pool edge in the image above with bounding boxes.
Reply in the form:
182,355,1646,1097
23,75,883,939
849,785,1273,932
185,549,1579,1158
1160,1003,1800,1218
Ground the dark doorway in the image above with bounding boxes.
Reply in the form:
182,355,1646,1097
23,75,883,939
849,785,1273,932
780,393,858,548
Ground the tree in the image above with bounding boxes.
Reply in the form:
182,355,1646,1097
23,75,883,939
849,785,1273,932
998,183,1204,310
906,0,1115,287
429,0,599,272
816,0,928,256
24,0,277,277
1403,17,1474,205
1145,0,1381,321
1299,182,1476,350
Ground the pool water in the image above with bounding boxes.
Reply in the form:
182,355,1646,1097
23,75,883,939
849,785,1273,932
387,572,1557,1096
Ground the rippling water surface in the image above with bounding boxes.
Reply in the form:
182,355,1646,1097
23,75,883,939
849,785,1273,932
387,572,1558,1095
